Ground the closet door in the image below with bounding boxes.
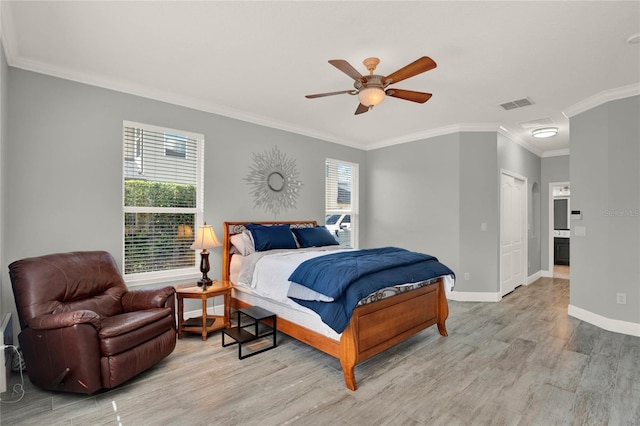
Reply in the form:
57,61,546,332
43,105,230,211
501,173,526,296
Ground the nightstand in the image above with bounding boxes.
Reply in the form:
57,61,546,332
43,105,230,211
176,280,231,341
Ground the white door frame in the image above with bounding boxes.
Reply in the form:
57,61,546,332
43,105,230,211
548,181,570,274
500,169,528,297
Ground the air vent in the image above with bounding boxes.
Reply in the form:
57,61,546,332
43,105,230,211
499,97,534,111
518,117,555,129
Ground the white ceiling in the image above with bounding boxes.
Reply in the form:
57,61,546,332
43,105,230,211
2,1,639,156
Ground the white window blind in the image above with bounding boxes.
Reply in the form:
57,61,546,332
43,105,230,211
123,121,203,276
325,158,358,247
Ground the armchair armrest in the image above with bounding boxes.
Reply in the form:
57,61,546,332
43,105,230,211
122,286,176,312
29,310,102,330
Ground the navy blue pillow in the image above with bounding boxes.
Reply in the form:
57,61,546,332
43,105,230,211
245,223,297,251
292,226,339,248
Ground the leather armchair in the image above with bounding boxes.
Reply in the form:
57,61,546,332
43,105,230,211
9,251,177,394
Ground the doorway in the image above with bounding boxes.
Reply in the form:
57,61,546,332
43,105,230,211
549,182,571,279
500,171,528,296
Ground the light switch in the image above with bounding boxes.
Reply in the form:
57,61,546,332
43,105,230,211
574,226,586,236
481,222,487,231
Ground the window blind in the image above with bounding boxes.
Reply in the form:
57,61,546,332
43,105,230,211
123,122,203,275
325,158,358,247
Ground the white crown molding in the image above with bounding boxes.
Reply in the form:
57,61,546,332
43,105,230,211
497,127,543,157
8,53,373,151
568,304,640,337
368,123,503,151
541,148,570,158
5,50,550,154
563,83,640,118
0,2,18,64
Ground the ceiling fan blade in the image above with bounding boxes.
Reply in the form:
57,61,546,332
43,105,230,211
305,90,354,99
354,103,370,115
386,89,433,103
384,56,437,85
329,59,365,82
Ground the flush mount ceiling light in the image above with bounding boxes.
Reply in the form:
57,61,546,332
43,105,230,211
532,127,558,138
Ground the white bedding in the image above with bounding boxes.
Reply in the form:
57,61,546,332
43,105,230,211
229,248,455,340
232,247,349,300
232,285,342,341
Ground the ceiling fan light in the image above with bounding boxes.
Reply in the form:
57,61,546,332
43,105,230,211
358,86,385,107
532,127,558,138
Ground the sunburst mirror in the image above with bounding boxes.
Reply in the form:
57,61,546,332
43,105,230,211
245,146,302,216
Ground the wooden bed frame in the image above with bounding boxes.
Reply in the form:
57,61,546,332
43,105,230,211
222,221,449,391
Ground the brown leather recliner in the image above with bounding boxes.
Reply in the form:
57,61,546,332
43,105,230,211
9,251,177,394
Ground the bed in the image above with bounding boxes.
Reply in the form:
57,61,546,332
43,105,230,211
222,220,452,391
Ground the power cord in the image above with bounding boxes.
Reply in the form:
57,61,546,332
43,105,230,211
0,345,25,403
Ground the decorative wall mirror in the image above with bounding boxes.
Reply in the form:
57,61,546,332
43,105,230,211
267,171,285,192
245,146,302,216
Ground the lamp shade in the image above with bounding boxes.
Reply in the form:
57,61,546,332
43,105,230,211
176,224,193,238
190,223,222,250
358,86,385,107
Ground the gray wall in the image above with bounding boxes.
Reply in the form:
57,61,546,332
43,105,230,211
459,132,499,292
366,131,534,295
364,134,461,275
0,41,7,318
541,155,570,272
3,68,366,317
570,95,639,323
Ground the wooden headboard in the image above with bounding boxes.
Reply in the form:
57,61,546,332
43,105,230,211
221,220,318,281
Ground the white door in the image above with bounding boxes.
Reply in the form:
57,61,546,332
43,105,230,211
501,173,526,296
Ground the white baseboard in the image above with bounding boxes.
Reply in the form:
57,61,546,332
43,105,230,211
527,271,543,284
447,291,501,302
540,270,553,278
568,304,640,337
447,271,544,302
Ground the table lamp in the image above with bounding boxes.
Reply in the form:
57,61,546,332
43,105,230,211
191,222,222,288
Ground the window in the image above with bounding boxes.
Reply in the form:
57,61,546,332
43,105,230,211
123,121,203,278
325,159,358,247
164,133,187,159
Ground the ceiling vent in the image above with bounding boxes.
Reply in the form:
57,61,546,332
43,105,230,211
518,117,555,129
499,97,534,111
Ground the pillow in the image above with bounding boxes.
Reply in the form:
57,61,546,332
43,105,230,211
287,282,334,302
245,223,298,251
230,231,255,256
292,226,339,248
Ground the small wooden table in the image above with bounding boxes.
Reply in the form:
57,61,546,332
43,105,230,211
176,280,231,341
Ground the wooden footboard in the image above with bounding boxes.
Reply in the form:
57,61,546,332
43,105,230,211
231,277,448,391
339,278,448,390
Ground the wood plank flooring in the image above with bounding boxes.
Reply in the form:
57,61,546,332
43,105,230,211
2,277,639,425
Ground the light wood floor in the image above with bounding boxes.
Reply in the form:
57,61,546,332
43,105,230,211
2,277,639,425
554,265,570,280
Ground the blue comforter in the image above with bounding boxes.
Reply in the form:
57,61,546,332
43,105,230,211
288,247,454,333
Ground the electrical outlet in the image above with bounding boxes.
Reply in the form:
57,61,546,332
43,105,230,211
616,293,627,305
464,272,470,280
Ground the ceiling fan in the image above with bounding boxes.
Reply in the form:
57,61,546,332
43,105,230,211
305,56,437,115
